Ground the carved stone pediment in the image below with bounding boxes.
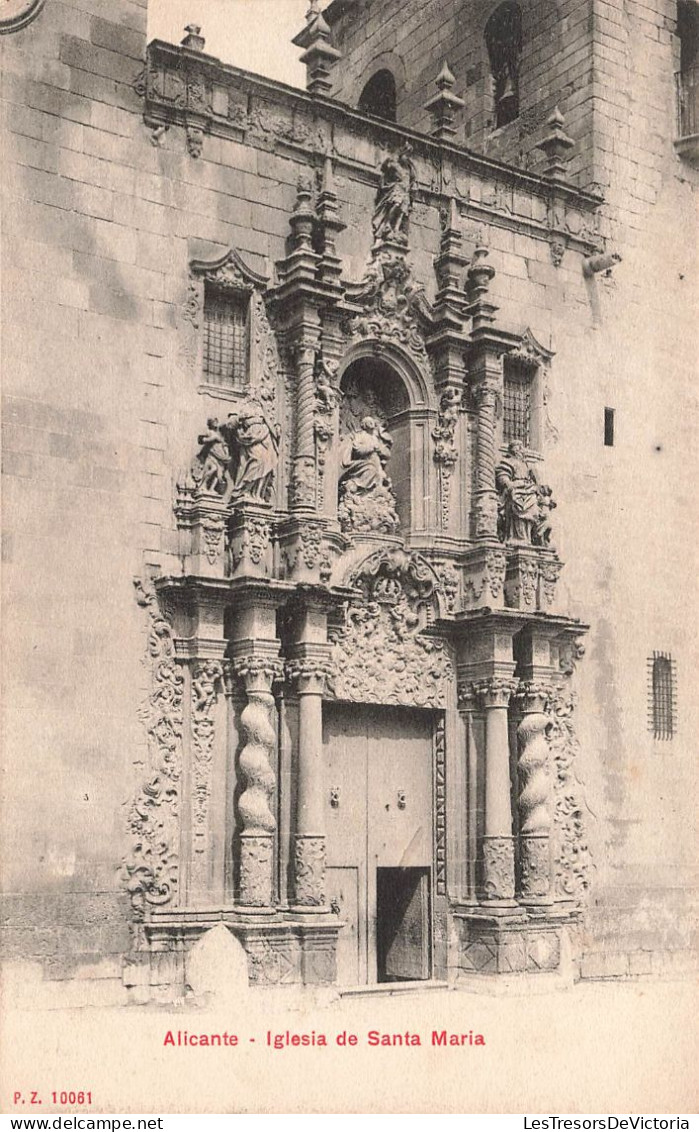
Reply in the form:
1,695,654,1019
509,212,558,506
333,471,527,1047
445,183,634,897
190,247,269,293
327,548,454,707
342,250,433,365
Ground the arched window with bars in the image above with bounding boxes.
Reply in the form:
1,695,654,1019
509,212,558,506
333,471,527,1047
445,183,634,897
648,652,677,741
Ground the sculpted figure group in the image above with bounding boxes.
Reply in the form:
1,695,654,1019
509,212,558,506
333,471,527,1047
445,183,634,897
194,403,279,505
496,439,556,546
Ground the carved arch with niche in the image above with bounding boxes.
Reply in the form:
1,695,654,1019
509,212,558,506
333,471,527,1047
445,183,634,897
332,339,439,535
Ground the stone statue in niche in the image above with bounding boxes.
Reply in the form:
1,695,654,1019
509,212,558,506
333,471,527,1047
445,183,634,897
338,416,400,535
372,144,416,245
496,440,540,543
191,402,279,505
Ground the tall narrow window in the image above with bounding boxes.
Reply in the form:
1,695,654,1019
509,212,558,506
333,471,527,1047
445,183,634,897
485,2,522,128
503,362,532,446
648,652,677,741
604,407,615,447
676,1,699,142
358,70,397,122
202,288,249,389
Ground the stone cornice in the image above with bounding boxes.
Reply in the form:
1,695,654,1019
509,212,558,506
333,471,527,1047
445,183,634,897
141,41,603,252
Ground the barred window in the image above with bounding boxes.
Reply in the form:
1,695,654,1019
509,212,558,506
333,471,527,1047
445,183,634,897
648,652,677,741
202,289,249,388
503,366,532,446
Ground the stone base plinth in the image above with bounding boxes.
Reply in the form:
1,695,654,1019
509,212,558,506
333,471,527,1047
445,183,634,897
137,912,342,999
453,909,579,980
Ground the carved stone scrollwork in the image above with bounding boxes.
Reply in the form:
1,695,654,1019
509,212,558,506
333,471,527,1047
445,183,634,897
124,580,184,919
228,510,272,577
293,835,326,906
342,250,431,366
432,387,461,528
433,559,459,615
328,549,454,707
546,678,594,904
229,657,283,908
486,548,507,598
190,661,223,868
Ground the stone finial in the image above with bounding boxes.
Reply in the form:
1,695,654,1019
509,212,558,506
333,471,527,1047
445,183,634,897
466,244,498,329
293,7,341,96
181,24,205,52
537,106,575,181
289,174,316,251
424,60,465,142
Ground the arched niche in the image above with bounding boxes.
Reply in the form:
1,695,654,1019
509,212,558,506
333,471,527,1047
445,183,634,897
358,69,397,122
337,354,414,533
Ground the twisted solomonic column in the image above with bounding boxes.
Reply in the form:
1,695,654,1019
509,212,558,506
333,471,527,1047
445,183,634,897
472,376,501,539
291,345,318,510
228,656,283,908
516,683,553,905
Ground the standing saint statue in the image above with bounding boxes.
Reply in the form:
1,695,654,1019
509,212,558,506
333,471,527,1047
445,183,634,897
372,145,416,244
496,439,539,543
225,403,279,504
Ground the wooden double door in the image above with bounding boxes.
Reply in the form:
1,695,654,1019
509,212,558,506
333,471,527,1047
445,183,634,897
323,703,434,987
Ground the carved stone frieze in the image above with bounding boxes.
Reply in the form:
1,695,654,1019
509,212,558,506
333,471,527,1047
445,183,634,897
124,579,184,919
327,549,454,707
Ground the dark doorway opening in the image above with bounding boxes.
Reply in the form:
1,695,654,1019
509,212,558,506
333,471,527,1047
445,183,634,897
376,867,431,983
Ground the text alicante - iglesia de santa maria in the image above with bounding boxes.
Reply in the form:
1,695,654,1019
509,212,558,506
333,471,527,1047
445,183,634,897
162,1030,486,1048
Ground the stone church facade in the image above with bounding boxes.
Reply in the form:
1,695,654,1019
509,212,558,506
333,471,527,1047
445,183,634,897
1,0,696,1003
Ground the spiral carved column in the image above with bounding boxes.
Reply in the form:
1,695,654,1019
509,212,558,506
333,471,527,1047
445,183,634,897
473,376,500,539
229,657,283,908
516,685,553,905
291,345,318,510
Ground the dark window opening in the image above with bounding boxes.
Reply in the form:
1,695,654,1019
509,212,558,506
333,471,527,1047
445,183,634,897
485,2,523,128
604,407,615,447
358,69,397,122
202,288,249,388
677,1,699,138
503,362,532,446
649,652,677,741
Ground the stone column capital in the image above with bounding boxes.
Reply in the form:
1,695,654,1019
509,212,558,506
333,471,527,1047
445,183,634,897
515,680,553,715
225,655,284,696
462,677,518,709
285,655,334,695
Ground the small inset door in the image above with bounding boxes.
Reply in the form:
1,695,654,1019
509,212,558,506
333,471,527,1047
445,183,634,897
324,703,434,986
377,867,431,983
